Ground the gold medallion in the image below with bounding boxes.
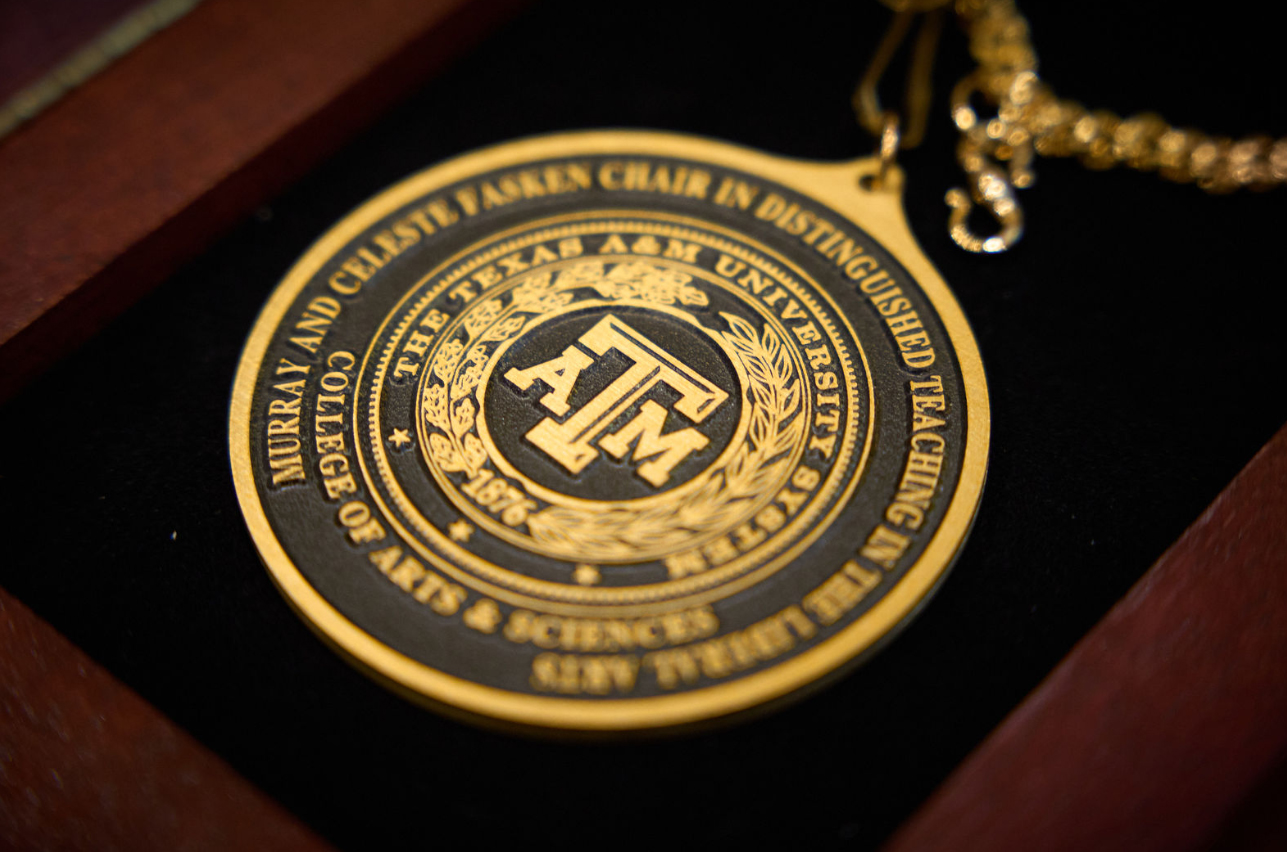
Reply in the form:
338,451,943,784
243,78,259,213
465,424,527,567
229,131,989,732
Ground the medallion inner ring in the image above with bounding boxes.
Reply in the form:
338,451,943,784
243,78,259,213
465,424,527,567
473,297,754,510
363,212,871,613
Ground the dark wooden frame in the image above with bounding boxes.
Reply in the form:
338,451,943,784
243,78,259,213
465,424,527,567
2,2,1283,847
0,0,523,400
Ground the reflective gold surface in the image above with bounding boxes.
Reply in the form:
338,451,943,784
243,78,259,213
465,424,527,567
230,130,990,731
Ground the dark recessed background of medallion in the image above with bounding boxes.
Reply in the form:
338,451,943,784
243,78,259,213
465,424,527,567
0,1,1283,850
484,301,742,504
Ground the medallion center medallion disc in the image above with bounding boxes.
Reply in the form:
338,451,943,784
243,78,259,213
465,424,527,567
229,131,989,732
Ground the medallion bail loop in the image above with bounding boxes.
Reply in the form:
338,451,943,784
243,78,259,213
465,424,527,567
855,0,947,151
873,112,902,191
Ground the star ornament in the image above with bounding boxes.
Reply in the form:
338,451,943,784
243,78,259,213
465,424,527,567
448,519,474,543
387,428,412,449
573,564,600,586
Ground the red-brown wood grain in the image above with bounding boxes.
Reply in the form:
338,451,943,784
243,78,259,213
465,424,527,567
0,588,336,852
0,0,523,400
884,423,1287,852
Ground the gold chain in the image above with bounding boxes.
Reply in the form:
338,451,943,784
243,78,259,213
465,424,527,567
863,0,1287,252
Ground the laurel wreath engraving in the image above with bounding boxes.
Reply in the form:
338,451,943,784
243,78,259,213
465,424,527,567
525,312,802,561
421,259,804,563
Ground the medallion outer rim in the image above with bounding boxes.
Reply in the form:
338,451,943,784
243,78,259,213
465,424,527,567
228,129,991,731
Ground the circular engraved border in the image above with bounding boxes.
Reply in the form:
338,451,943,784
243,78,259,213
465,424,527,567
229,130,990,732
357,213,870,615
359,213,869,613
463,297,764,550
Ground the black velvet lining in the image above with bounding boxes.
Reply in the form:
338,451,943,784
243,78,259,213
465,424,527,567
2,1,1282,848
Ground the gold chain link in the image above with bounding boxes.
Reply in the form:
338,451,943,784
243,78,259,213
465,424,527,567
957,0,1287,190
870,0,1287,251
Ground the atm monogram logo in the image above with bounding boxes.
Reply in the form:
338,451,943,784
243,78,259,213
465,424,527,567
382,220,865,601
503,312,729,488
